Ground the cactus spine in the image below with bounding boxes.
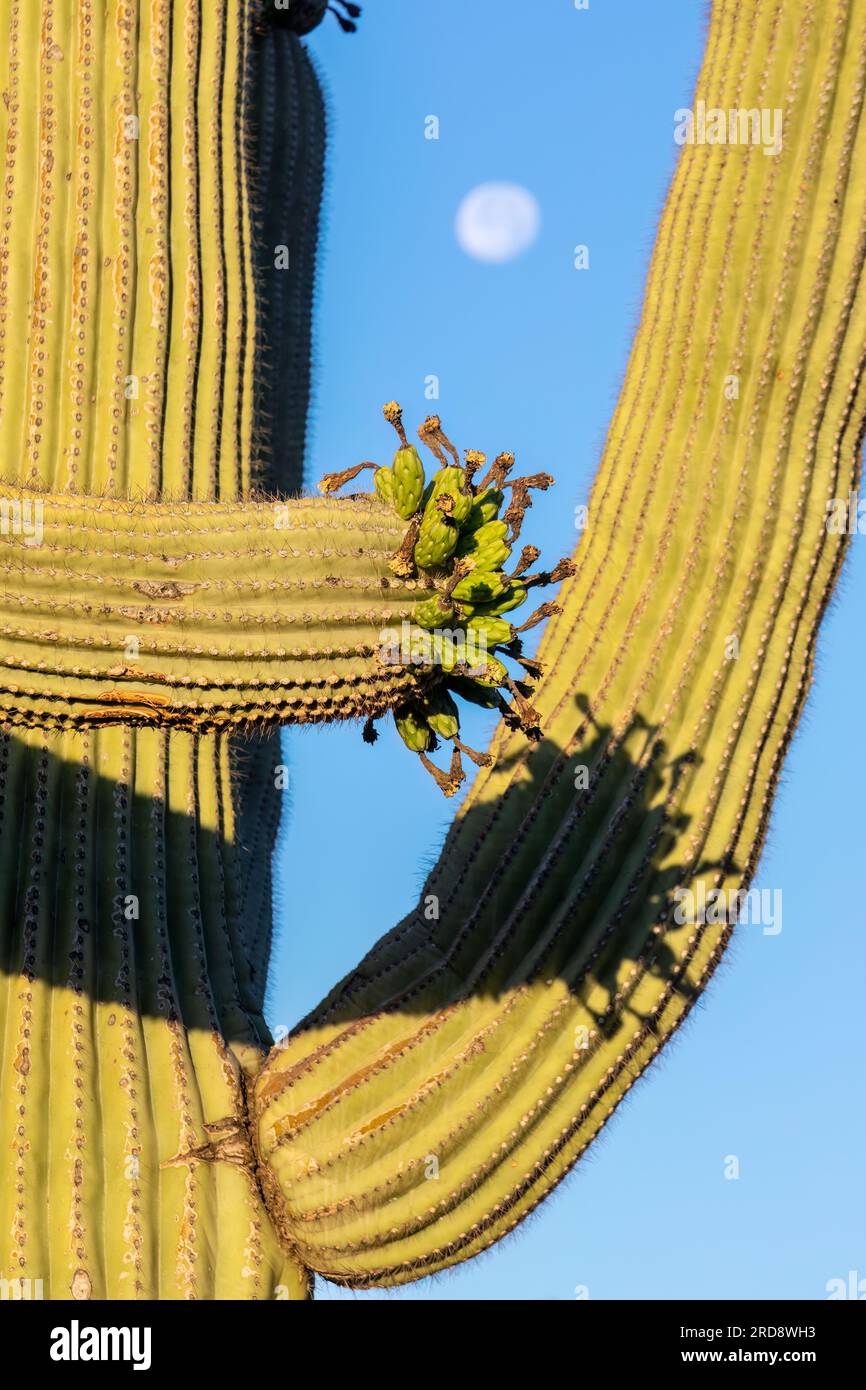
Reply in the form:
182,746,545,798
252,0,866,1286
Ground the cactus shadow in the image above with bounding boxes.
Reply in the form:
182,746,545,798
0,689,742,1053
0,730,280,1051
296,692,742,1035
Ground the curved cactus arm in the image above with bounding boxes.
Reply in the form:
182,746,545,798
252,0,866,1286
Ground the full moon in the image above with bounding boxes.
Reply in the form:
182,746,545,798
455,183,541,264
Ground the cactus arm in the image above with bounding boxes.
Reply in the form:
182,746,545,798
0,488,437,730
252,0,866,1286
0,417,566,749
0,466,560,739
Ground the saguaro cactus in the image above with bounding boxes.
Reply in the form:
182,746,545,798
1,0,864,1301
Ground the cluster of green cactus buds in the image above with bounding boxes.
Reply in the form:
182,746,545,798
319,405,575,795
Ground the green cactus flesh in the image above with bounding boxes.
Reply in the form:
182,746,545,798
2,0,865,1302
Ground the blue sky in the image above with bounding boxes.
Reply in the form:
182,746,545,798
269,0,866,1301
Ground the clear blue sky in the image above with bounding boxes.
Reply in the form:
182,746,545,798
269,0,866,1301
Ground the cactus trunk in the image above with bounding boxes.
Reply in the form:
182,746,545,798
0,0,324,1299
253,0,866,1286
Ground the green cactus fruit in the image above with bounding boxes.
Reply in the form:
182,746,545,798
465,616,514,646
457,519,508,555
394,706,433,753
375,466,396,506
465,655,509,688
415,595,458,630
425,690,461,741
414,509,460,570
429,631,463,674
392,446,426,519
467,581,529,618
451,570,508,604
465,489,505,531
468,538,513,573
456,519,512,570
429,466,474,525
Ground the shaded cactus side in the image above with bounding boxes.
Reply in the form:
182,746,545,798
249,15,326,490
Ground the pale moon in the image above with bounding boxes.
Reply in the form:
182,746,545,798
455,183,541,264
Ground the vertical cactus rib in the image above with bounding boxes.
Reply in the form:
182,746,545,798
223,0,248,500
164,0,201,499
253,0,866,1286
197,0,228,498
